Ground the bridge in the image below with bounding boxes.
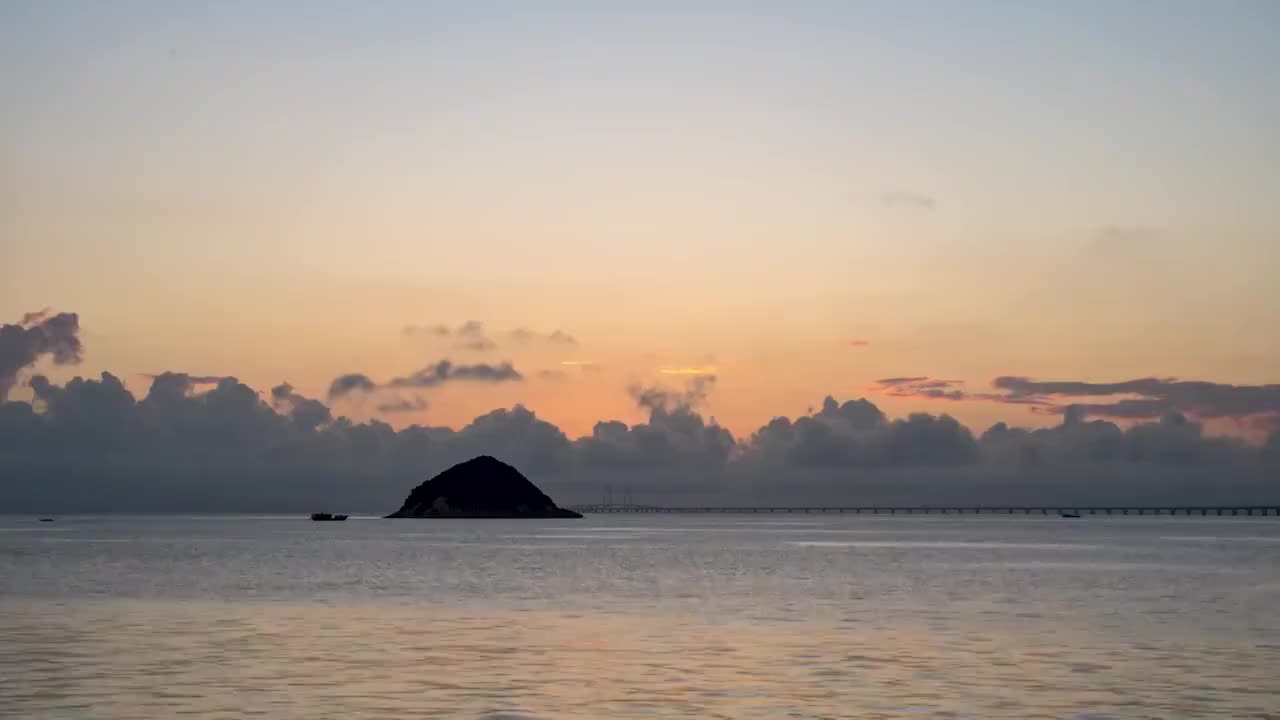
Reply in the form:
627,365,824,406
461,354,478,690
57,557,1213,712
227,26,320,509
567,504,1280,517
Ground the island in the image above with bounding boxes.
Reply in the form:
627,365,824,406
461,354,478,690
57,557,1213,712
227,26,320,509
385,455,583,519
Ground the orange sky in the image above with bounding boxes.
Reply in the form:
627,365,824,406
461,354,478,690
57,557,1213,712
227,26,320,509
3,3,1278,440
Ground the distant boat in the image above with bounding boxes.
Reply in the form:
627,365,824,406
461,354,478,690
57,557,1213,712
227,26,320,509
310,513,349,521
38,517,55,522
1059,511,1081,519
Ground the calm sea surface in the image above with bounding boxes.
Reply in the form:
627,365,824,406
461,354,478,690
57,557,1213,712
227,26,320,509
2,514,1279,718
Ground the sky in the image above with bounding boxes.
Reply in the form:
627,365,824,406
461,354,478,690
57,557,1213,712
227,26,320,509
3,1,1280,451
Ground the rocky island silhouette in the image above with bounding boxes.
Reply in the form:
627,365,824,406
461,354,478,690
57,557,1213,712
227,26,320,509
386,455,582,519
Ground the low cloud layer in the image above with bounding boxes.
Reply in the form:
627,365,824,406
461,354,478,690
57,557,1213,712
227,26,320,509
1,311,1276,512
3,370,1276,512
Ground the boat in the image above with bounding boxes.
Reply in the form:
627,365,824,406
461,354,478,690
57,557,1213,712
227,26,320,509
1059,511,1081,518
38,517,55,522
310,512,349,521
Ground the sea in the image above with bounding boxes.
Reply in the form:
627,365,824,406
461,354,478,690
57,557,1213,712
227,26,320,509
2,514,1279,719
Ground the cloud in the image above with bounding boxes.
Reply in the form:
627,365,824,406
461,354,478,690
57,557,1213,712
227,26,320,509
880,191,936,211
2,311,1276,512
144,372,228,385
405,320,497,351
1265,430,1280,466
509,327,579,345
270,382,333,432
576,376,733,477
457,337,498,352
453,321,495,352
456,320,485,337
0,310,83,401
388,359,523,388
403,324,452,337
2,369,1275,512
848,339,871,348
988,376,1280,428
142,373,244,410
978,409,1249,468
871,376,968,401
408,322,579,351
327,373,377,400
269,383,298,403
327,360,524,402
630,375,717,414
739,395,976,470
20,308,52,326
376,395,428,414
864,373,1280,437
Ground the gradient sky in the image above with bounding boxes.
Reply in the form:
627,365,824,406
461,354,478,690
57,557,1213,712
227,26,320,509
3,1,1278,439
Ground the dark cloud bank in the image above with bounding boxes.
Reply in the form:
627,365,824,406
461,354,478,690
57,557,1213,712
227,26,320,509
1,312,1277,512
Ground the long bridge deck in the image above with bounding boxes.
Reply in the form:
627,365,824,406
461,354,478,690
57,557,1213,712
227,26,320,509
568,504,1280,516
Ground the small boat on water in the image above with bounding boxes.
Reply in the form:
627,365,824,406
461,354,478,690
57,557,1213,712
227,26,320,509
1059,512,1081,519
38,517,55,522
310,512,349,522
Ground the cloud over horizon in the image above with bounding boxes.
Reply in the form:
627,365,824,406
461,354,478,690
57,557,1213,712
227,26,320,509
0,310,82,401
270,381,333,432
870,374,1280,431
1,310,1277,512
2,369,1277,512
989,376,1280,429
